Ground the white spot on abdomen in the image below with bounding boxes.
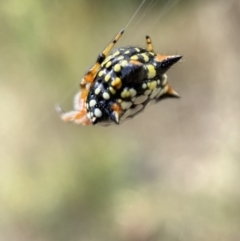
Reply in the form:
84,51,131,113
94,108,102,117
89,99,97,107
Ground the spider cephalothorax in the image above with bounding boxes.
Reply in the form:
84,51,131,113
57,29,182,126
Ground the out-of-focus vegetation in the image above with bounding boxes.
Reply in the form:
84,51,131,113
1,0,240,240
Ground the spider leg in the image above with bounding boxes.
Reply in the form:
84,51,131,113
56,30,125,125
82,29,125,85
56,101,91,126
145,35,154,52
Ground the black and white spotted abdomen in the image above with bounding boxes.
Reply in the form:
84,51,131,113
86,47,176,125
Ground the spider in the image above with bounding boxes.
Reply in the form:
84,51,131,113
56,29,182,126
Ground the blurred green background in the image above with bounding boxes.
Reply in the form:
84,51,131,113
1,0,240,240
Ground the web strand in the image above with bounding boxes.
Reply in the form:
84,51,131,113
124,0,147,30
151,0,180,31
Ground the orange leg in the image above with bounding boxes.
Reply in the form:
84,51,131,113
81,29,125,86
57,29,125,125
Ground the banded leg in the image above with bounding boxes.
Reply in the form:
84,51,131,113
145,35,154,52
56,29,125,125
82,29,125,85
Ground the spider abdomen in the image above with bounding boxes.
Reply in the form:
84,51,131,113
57,30,182,126
86,47,174,125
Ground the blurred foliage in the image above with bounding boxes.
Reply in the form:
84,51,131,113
1,0,240,240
